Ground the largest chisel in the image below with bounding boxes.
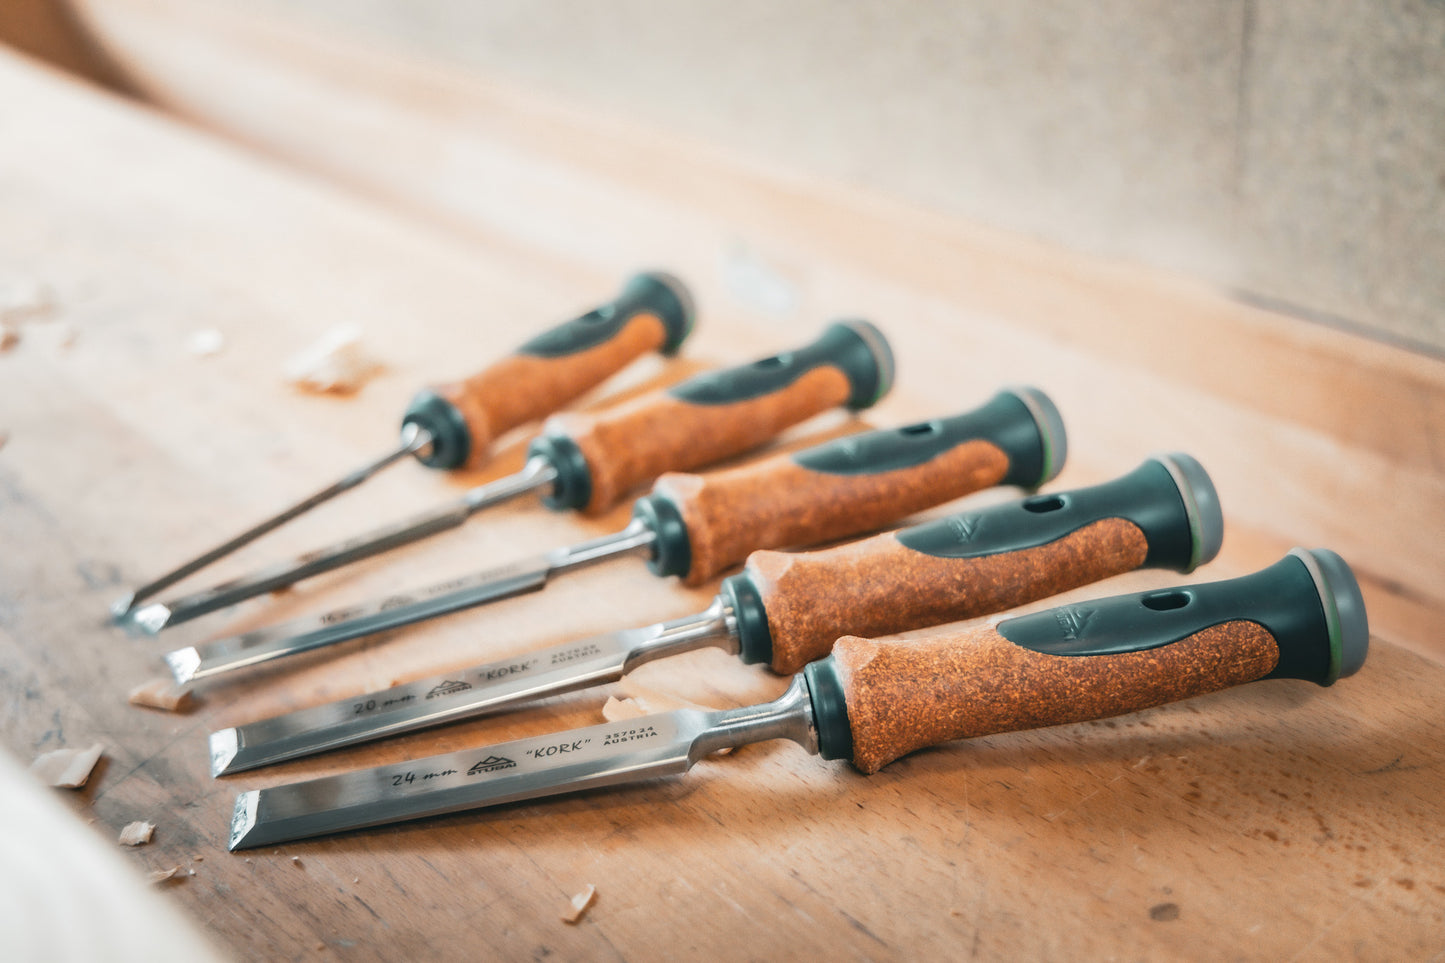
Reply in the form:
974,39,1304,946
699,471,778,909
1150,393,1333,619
227,548,1368,849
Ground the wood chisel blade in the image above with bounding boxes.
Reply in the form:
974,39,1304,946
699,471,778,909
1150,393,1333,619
165,519,658,682
227,678,817,850
210,602,729,775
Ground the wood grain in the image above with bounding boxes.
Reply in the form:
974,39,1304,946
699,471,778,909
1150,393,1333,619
1,36,1443,963
552,364,851,513
436,311,665,467
835,620,1280,774
752,517,1149,673
653,437,1009,585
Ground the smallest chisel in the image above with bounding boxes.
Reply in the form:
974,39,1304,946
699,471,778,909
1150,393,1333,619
209,452,1217,774
227,547,1368,849
171,387,1064,684
112,272,694,618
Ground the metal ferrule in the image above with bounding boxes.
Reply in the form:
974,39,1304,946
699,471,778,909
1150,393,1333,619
690,675,818,759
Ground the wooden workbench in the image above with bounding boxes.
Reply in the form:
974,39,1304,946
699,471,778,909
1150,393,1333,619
1,39,1443,960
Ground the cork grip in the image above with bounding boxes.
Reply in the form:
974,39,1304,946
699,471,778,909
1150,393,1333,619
766,518,1149,673
655,439,1011,586
832,620,1280,773
434,312,667,467
570,366,853,512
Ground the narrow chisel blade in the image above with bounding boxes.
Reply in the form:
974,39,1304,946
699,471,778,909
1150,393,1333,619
226,678,817,849
167,554,557,684
208,604,732,774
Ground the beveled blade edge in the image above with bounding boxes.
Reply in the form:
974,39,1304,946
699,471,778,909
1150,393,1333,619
227,711,714,850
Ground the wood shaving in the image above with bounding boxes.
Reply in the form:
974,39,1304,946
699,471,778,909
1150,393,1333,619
30,743,104,788
186,328,226,356
284,324,382,394
147,866,180,885
607,682,733,754
118,821,155,846
127,677,193,712
0,322,17,352
561,884,596,924
0,278,54,324
0,431,9,452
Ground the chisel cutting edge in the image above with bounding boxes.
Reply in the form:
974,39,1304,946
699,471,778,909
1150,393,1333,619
226,547,1368,850
176,387,1063,685
131,319,895,633
209,452,1216,775
112,272,695,620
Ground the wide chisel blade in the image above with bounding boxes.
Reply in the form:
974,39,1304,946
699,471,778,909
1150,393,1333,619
208,603,732,774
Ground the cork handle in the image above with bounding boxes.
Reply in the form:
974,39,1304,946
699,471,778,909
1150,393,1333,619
802,549,1368,773
830,620,1280,773
435,313,666,466
402,272,693,470
531,321,895,514
725,455,1222,673
752,518,1147,673
654,440,1010,586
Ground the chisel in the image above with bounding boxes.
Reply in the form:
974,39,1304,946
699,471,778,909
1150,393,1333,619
111,272,694,619
209,451,1215,775
128,319,894,633
173,387,1063,685
226,547,1368,849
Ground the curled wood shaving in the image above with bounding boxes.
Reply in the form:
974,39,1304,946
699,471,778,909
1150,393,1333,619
0,322,17,352
284,324,382,394
147,866,180,885
127,677,193,712
30,743,104,788
601,696,647,722
118,821,155,846
561,884,596,924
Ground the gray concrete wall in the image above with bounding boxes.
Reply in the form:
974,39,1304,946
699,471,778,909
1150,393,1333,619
242,0,1445,353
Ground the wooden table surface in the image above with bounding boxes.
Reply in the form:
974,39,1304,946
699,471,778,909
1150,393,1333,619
2,42,1443,961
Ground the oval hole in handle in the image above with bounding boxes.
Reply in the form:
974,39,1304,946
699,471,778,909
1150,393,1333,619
1141,590,1192,612
581,306,614,323
899,421,939,436
1022,494,1067,514
754,355,787,369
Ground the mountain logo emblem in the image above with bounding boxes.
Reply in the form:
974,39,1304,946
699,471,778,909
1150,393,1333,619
427,680,472,699
467,756,516,775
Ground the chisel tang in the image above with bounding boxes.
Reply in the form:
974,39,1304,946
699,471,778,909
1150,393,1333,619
804,548,1369,773
636,386,1066,586
726,452,1223,674
529,320,894,514
402,272,694,470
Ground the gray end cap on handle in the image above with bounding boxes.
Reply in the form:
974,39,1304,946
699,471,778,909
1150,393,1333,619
834,319,895,410
627,271,696,355
1002,386,1067,487
1292,547,1370,682
1154,452,1224,573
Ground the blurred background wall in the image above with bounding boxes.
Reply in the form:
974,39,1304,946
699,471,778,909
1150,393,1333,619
5,0,1443,354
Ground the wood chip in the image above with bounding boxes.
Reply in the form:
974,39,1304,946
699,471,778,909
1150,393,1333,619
127,677,193,712
30,743,104,788
0,322,18,352
0,277,54,324
147,866,180,885
118,821,155,846
561,884,596,924
186,328,226,356
606,683,733,754
284,324,382,394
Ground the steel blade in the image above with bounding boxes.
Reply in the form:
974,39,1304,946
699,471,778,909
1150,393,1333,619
110,427,432,619
167,518,658,681
127,457,557,634
227,677,817,850
168,555,556,684
209,602,733,774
